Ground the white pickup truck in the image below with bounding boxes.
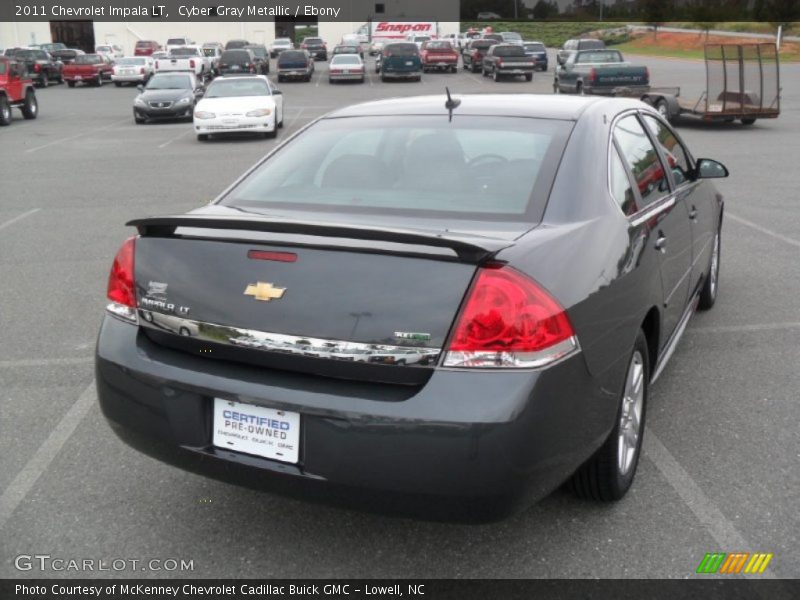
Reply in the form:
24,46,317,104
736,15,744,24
154,46,211,79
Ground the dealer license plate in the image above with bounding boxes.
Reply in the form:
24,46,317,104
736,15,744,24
213,398,300,463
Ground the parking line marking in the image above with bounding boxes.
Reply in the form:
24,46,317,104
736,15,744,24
0,382,96,530
25,118,130,153
158,127,194,149
465,72,487,86
727,212,800,249
642,429,777,578
0,208,40,232
688,322,800,335
284,107,305,131
0,356,93,368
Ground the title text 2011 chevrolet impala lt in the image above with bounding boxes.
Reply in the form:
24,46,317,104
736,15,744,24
96,94,728,515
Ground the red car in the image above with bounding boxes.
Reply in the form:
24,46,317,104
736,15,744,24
0,57,38,125
135,40,161,56
63,54,114,87
420,40,459,73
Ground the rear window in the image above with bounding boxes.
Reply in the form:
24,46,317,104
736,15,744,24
279,50,307,61
117,57,145,65
222,115,572,223
75,55,102,65
425,41,453,50
385,43,418,56
493,46,525,57
167,39,186,45
471,41,493,50
14,50,35,59
578,40,605,50
136,41,153,48
576,51,623,64
331,55,360,65
304,38,323,44
221,50,250,62
525,43,545,52
246,46,267,58
170,47,199,57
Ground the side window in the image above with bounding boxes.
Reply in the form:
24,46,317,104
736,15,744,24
613,115,670,208
610,145,637,216
641,115,693,187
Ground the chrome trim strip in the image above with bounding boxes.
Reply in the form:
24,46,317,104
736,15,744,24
650,291,698,384
442,336,580,369
137,309,441,367
629,195,676,228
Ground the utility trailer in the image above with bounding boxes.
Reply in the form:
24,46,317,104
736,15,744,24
640,43,780,126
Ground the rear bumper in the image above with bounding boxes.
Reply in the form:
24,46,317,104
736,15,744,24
96,316,615,512
329,73,365,81
278,69,312,79
112,74,148,83
381,70,421,79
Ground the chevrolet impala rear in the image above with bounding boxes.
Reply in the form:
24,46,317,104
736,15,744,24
97,94,726,516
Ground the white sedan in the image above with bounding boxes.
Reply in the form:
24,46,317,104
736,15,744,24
328,54,365,83
112,56,154,86
193,75,284,141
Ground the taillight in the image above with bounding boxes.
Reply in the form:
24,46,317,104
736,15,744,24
189,59,195,68
106,237,138,323
301,43,307,48
587,67,597,82
443,265,577,368
497,59,504,67
34,64,41,72
472,50,479,57
250,63,255,72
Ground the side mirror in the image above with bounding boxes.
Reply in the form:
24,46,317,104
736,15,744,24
694,158,729,179
136,84,144,92
272,89,282,95
557,55,566,65
194,87,204,96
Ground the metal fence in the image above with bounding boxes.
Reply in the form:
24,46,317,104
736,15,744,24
704,43,780,116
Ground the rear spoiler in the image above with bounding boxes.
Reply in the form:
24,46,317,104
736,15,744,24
127,214,513,263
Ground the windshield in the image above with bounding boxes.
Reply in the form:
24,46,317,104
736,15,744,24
576,51,623,63
335,46,359,53
205,78,270,98
525,43,545,52
146,74,192,89
117,58,145,65
279,51,306,62
425,42,453,50
385,43,418,56
494,46,525,57
331,55,360,65
75,55,102,65
223,115,572,223
221,51,250,62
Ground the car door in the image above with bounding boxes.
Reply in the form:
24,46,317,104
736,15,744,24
558,52,577,91
613,112,693,343
641,114,715,297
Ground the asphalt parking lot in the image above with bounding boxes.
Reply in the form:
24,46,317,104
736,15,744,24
1,51,799,579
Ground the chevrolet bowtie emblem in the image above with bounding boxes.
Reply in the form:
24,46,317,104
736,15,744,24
244,282,286,302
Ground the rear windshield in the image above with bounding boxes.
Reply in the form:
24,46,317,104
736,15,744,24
75,55,102,64
331,55,360,65
425,41,453,50
493,46,525,57
170,47,199,57
96,46,111,52
246,46,267,58
146,74,192,89
279,51,307,61
503,33,522,40
222,115,572,223
206,78,270,97
221,50,250,62
304,38,323,44
274,38,292,44
167,39,186,45
14,50,37,59
578,40,605,50
385,43,418,56
525,43,545,52
335,46,359,53
471,40,493,50
202,48,217,56
117,57,146,65
136,41,154,48
576,51,623,63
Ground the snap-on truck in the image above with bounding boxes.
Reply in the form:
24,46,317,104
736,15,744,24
370,21,440,46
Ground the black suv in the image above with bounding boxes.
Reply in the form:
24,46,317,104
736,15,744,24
300,38,327,61
243,45,270,74
14,49,63,87
217,49,257,76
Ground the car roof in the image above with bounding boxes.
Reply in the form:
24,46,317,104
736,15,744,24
326,94,644,121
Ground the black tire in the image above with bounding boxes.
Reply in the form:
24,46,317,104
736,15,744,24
740,117,756,125
525,73,533,82
553,79,560,94
21,90,37,119
95,75,103,87
655,99,671,123
472,64,479,73
493,69,499,82
197,134,208,141
265,127,277,139
380,74,387,82
481,66,487,77
67,81,76,88
698,227,721,310
576,81,584,95
114,82,122,87
570,330,649,501
178,327,191,337
134,111,146,124
0,96,11,126
40,73,49,88
277,75,284,83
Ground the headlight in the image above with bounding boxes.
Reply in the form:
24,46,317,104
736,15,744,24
194,111,215,119
134,97,147,107
246,108,272,117
175,96,191,105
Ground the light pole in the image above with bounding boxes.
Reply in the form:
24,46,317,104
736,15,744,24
349,311,372,338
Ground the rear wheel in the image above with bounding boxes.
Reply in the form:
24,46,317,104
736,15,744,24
114,81,122,87
655,99,671,122
67,81,76,88
493,69,499,82
40,73,49,88
698,229,721,310
576,81,584,95
740,117,756,125
95,74,103,87
571,330,649,501
197,134,208,141
553,79,560,94
21,90,37,119
0,96,11,126
525,73,533,82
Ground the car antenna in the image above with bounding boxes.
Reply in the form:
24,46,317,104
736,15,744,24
445,87,460,122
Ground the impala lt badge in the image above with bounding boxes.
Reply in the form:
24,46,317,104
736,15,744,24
244,282,286,302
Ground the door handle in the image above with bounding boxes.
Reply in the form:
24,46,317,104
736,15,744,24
655,233,667,252
688,206,698,220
